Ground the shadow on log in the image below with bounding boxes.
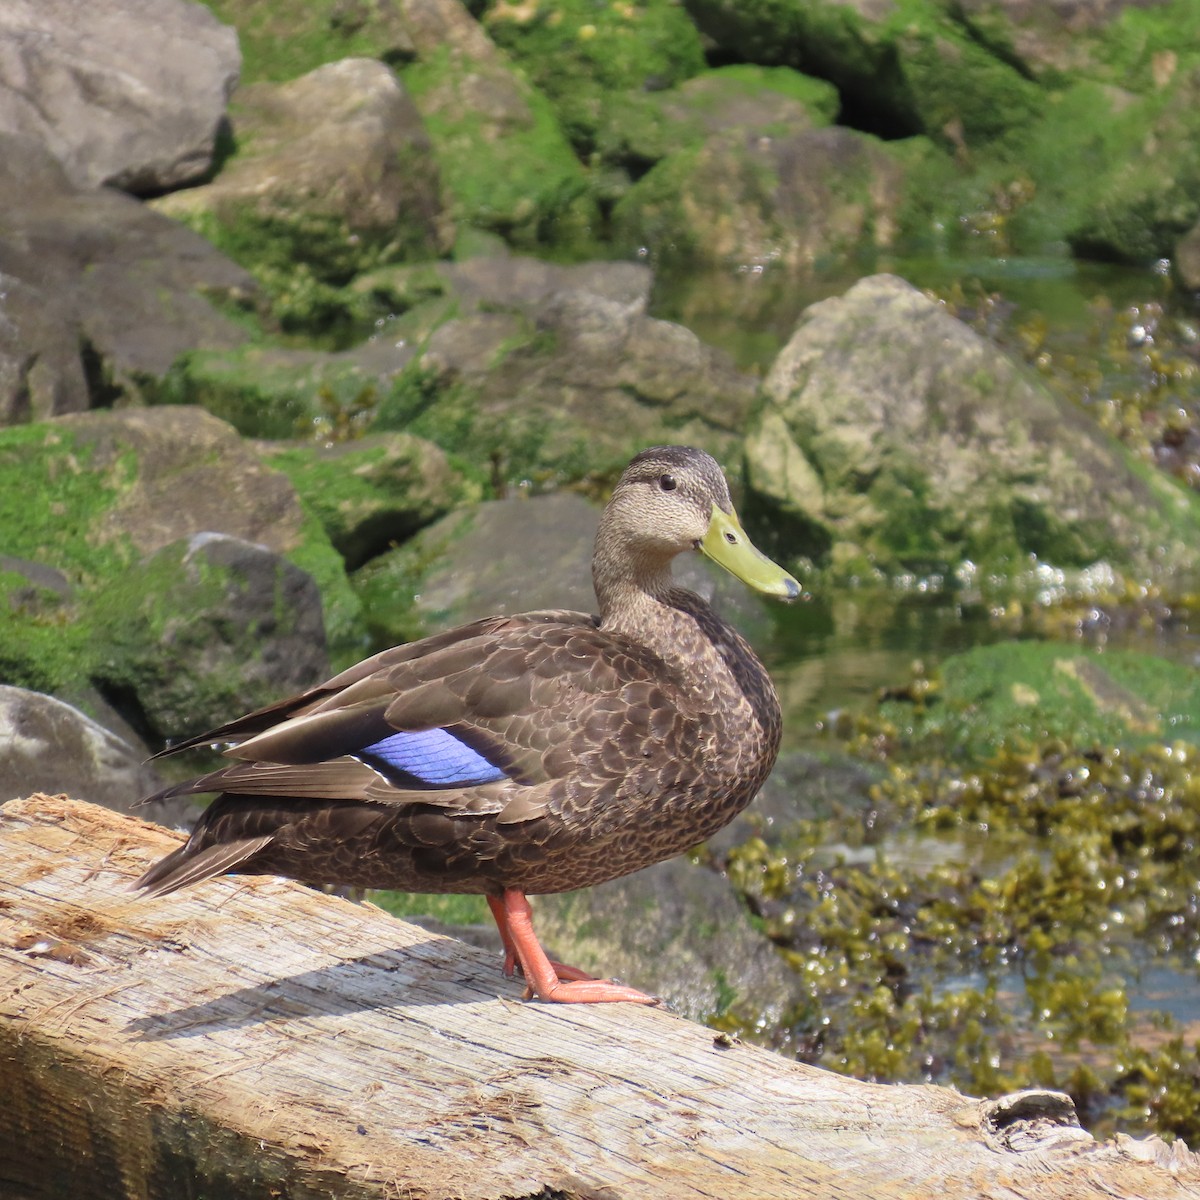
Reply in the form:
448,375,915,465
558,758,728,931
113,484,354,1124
0,793,1197,1200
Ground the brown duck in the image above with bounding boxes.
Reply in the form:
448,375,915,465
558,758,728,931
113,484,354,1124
135,446,800,1004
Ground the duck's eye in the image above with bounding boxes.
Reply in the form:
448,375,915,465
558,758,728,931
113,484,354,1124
658,473,677,492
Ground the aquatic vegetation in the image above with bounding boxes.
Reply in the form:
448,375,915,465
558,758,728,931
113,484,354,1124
718,711,1200,1142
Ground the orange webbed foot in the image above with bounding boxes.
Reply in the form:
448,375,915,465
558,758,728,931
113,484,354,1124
487,889,659,1005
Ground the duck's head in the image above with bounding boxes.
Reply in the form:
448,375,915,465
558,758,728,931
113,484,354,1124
595,446,801,601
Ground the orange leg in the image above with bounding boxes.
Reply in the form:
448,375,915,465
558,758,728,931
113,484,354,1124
485,894,596,982
486,889,658,1005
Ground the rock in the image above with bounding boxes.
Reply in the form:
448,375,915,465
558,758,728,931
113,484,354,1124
154,58,452,285
595,64,839,181
356,256,654,318
51,408,307,559
373,282,757,485
0,409,363,723
90,533,330,743
614,125,907,270
682,0,1042,149
0,686,189,826
0,0,239,193
0,134,255,423
261,433,481,570
745,274,1200,583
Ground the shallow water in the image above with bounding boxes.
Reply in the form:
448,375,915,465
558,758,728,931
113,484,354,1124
654,252,1200,1125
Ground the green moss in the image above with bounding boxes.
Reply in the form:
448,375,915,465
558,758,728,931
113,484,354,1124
149,351,312,440
283,505,367,670
0,570,89,697
484,0,705,154
264,437,480,570
402,47,596,248
0,424,136,585
196,0,413,84
1087,0,1200,91
709,64,841,123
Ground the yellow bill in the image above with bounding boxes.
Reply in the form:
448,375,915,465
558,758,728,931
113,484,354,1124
700,505,801,600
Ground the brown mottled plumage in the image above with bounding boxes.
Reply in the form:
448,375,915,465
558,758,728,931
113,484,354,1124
134,446,800,1004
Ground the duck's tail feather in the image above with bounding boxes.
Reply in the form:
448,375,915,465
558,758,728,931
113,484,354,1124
132,835,275,899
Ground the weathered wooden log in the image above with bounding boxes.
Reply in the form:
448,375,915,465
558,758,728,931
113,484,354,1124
0,793,1196,1200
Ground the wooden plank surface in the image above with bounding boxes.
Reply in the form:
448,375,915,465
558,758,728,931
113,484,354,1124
0,793,1197,1200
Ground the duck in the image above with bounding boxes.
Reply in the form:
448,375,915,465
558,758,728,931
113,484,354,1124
134,445,800,1004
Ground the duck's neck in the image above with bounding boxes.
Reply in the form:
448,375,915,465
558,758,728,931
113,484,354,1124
592,542,681,643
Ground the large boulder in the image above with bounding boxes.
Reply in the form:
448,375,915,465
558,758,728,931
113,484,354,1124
0,408,361,738
614,125,908,270
0,135,255,424
0,0,239,193
745,274,1200,583
154,58,453,290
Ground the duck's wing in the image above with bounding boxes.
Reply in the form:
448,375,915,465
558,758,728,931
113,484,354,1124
141,610,686,828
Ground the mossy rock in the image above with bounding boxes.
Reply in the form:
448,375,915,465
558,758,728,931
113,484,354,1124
0,410,364,732
263,433,482,570
614,125,907,270
88,533,330,742
682,0,1041,150
594,64,839,179
955,0,1200,89
483,0,706,155
148,344,409,441
402,45,597,248
153,58,452,340
882,641,1200,757
1069,66,1200,262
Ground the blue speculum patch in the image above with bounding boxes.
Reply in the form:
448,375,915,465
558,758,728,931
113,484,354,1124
357,728,508,787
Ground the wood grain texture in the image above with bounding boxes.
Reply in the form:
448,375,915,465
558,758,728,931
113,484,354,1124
0,794,1197,1200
